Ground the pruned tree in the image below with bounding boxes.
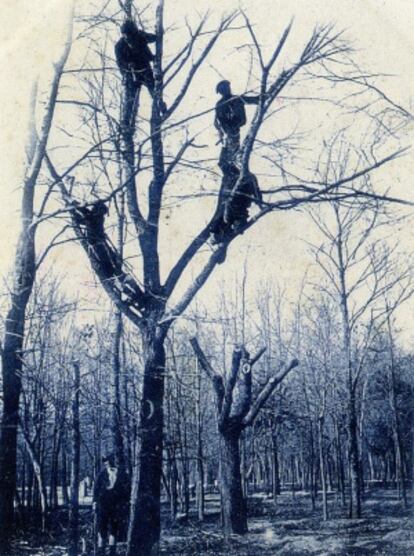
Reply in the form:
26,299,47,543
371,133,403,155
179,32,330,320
190,336,297,534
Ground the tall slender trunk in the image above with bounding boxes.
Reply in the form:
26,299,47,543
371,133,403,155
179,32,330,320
168,448,178,521
335,421,346,506
61,433,70,506
127,335,166,556
49,424,61,508
112,309,125,466
195,361,204,521
318,419,328,520
271,432,281,505
69,361,80,556
348,395,361,518
21,431,48,530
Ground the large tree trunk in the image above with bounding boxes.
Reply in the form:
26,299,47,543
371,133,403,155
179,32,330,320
127,335,166,556
220,428,248,535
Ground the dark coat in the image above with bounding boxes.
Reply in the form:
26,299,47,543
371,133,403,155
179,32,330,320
115,30,156,77
93,467,131,509
215,95,260,136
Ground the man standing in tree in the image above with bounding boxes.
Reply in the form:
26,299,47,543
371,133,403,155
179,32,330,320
214,79,261,168
211,80,263,245
115,20,167,118
93,453,130,556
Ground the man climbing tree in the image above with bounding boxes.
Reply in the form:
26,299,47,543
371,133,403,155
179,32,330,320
115,19,167,122
210,169,263,245
211,80,263,244
215,79,261,166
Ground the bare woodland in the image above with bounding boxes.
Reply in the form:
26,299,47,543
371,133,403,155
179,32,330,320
0,1,413,555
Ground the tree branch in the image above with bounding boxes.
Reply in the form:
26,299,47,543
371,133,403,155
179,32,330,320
190,337,224,411
242,358,299,427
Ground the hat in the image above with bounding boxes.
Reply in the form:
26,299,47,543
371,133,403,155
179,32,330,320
216,80,231,95
102,453,117,466
121,20,138,35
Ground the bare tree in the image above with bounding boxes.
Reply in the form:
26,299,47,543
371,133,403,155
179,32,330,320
0,10,74,549
191,336,297,534
309,176,412,517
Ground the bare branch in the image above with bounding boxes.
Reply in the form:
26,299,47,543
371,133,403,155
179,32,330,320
190,337,224,410
242,359,299,426
164,11,238,119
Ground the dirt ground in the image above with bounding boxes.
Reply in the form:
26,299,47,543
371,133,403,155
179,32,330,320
8,488,414,556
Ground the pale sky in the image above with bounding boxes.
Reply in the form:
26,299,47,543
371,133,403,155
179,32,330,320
0,0,413,343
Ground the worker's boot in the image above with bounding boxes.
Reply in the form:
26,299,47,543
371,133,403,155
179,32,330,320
109,546,117,556
97,547,106,556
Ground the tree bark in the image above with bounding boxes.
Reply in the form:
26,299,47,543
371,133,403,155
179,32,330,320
318,419,328,521
348,394,361,518
127,335,166,556
220,427,248,535
0,283,34,541
195,359,205,521
69,361,80,556
112,309,126,466
271,433,281,504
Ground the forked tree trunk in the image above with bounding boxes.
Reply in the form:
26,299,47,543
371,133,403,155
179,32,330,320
191,337,297,537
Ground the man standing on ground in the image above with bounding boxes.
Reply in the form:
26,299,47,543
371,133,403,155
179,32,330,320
93,453,130,556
